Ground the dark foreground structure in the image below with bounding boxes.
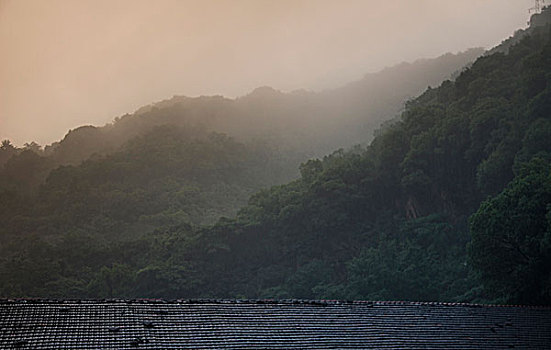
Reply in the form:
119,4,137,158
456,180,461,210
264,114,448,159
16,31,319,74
1,299,550,349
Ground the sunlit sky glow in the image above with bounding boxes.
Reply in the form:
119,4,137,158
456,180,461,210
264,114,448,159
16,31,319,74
0,0,535,146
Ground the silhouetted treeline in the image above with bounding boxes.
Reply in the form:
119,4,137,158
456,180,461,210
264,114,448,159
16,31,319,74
1,49,482,170
1,20,550,304
181,25,551,304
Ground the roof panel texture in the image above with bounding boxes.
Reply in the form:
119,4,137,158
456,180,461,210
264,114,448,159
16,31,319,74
1,300,550,349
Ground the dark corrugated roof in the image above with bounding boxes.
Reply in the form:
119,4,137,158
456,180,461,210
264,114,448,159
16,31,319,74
1,299,550,349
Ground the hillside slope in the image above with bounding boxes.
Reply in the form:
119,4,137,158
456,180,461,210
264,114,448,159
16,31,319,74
1,23,548,300
0,49,483,232
4,13,551,301
150,21,551,304
23,48,483,169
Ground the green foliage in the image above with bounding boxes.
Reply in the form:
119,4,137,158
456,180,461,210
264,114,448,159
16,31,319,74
347,216,471,301
469,158,551,304
0,126,291,297
0,26,550,303
184,27,551,302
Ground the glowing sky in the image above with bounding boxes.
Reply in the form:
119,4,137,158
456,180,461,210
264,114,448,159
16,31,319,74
0,0,535,146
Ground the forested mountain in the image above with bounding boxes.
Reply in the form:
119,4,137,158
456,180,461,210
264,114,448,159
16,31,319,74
197,23,551,304
1,11,550,304
0,48,482,171
0,48,482,231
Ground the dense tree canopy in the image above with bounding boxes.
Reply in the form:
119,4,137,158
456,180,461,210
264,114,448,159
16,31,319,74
470,158,551,304
0,22,550,304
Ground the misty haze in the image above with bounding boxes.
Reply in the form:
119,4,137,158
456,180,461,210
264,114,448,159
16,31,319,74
1,1,551,348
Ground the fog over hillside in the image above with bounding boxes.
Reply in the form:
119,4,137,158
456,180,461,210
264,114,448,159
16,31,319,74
1,7,550,302
28,48,481,172
0,0,534,146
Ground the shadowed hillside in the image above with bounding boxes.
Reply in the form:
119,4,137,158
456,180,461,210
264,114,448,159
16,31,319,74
34,48,483,168
184,21,551,304
2,9,550,302
0,48,483,226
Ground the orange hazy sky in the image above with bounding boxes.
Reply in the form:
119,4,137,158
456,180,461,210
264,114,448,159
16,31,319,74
0,0,536,146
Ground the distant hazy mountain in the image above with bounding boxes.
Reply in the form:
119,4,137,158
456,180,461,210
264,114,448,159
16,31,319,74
2,16,549,300
0,46,485,243
4,5,551,302
36,48,483,169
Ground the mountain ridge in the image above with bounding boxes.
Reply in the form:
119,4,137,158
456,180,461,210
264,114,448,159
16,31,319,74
27,48,484,168
2,14,549,304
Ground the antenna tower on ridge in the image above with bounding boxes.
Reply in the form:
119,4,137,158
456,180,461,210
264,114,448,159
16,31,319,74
529,0,547,13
